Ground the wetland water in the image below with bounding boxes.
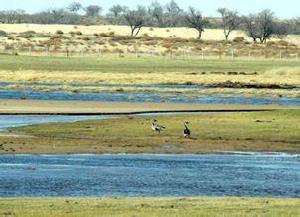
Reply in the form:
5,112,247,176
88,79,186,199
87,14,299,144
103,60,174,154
0,89,299,105
0,154,299,197
0,115,106,130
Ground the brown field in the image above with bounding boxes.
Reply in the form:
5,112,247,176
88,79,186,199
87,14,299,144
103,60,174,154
0,24,299,58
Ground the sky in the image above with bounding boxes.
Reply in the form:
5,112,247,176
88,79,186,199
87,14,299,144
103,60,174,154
1,0,299,19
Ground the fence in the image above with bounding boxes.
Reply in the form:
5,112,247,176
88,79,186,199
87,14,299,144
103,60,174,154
1,46,299,61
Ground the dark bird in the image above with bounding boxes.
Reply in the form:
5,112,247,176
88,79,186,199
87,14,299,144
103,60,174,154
151,119,166,133
183,121,191,138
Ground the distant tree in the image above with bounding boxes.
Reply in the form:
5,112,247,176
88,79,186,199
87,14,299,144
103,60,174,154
218,8,241,40
85,5,102,17
185,7,209,39
32,9,80,25
67,2,82,14
124,6,146,37
244,10,279,43
148,1,165,27
109,5,128,17
0,10,25,23
165,0,183,27
244,14,260,42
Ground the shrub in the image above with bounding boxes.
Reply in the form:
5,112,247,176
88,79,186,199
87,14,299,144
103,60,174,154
19,31,36,38
82,36,90,41
56,30,64,35
233,37,245,43
0,30,7,37
75,31,82,36
108,31,115,37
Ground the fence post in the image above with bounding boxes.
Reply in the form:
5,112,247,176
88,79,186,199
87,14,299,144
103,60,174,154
279,50,282,60
66,47,69,57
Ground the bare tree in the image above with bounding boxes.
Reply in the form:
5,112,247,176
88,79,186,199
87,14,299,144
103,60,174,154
124,7,146,37
85,5,102,17
109,5,128,17
148,1,165,27
67,2,82,14
244,15,260,42
218,8,241,40
165,0,183,27
255,10,276,43
185,7,209,39
244,10,277,43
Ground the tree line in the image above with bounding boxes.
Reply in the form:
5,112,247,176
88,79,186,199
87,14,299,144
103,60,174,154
0,1,299,41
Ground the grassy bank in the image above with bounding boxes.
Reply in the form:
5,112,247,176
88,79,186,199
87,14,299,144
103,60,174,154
2,109,299,154
1,55,300,72
0,55,299,97
0,197,299,217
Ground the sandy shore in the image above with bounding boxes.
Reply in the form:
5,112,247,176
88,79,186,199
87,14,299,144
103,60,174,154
0,100,298,115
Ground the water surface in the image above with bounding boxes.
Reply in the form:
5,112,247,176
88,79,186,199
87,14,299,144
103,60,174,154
0,154,299,197
0,89,298,105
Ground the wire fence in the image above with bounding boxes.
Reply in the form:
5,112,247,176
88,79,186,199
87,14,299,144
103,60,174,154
1,46,299,61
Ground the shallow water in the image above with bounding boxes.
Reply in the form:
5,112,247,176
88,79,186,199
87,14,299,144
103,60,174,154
0,154,299,197
0,115,106,129
0,89,299,105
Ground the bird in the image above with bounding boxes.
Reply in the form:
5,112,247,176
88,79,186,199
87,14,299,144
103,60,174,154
151,119,166,133
183,121,191,138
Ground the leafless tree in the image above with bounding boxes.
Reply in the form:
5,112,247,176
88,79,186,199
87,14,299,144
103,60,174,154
124,7,146,37
148,1,165,27
218,8,241,40
244,10,279,43
165,0,183,27
256,10,276,43
244,15,260,42
109,5,128,17
185,7,209,39
67,2,82,14
85,5,102,17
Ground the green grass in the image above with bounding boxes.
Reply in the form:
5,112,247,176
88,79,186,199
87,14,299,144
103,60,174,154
0,197,299,217
3,110,299,154
1,55,300,73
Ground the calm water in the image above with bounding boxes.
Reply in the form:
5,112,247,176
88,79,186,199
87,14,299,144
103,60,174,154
0,154,299,197
0,115,106,129
0,89,299,105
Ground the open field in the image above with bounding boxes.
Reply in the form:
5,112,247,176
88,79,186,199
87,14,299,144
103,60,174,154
1,23,299,42
0,24,299,59
0,55,299,97
1,108,299,154
0,197,299,217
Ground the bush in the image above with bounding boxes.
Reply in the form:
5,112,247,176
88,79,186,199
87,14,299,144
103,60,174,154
233,37,245,43
0,30,7,37
82,36,90,41
19,31,36,38
56,30,64,35
75,31,82,35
